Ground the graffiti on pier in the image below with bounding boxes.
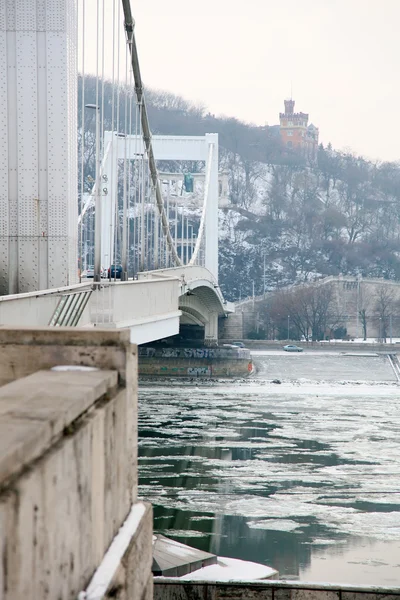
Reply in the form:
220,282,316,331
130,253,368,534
138,346,251,360
187,367,212,377
142,347,156,357
184,348,215,358
161,348,179,358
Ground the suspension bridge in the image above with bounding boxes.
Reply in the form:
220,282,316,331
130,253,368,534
0,0,232,346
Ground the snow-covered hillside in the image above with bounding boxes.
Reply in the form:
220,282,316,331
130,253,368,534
78,77,400,302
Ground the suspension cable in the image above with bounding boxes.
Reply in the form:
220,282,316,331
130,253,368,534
189,143,214,266
109,0,116,274
79,0,86,278
114,0,121,281
127,70,133,277
120,0,182,267
122,43,129,278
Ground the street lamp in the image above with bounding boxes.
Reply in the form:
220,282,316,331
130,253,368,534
287,315,290,341
85,103,101,283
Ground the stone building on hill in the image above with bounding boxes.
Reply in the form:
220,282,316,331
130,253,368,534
279,99,319,163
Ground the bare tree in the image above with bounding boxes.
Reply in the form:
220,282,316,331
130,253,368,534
358,284,371,341
266,283,337,341
374,286,395,342
307,284,338,341
359,308,368,341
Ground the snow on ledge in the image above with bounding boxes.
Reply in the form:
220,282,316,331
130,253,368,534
80,502,147,600
174,556,277,582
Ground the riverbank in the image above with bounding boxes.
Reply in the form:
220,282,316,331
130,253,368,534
226,339,400,352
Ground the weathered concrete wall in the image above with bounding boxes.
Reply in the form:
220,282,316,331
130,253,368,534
219,311,245,340
219,303,264,341
0,327,135,387
0,328,152,600
154,579,400,600
139,346,252,377
139,357,252,377
318,276,400,338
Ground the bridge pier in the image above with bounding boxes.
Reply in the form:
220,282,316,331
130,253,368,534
204,311,218,346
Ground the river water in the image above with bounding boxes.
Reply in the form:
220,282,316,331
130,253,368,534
138,352,400,585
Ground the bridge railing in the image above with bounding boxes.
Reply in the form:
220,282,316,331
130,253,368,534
0,283,93,328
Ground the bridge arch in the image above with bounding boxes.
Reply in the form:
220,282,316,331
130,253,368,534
138,266,233,345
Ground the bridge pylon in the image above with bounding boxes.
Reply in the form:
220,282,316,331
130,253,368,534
91,132,220,281
0,0,78,295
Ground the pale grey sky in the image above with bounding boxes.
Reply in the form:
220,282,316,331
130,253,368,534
82,0,400,161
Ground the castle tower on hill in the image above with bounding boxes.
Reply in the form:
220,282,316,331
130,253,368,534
279,99,319,162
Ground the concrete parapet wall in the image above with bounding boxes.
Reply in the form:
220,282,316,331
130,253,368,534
0,327,135,387
154,579,400,600
0,328,152,600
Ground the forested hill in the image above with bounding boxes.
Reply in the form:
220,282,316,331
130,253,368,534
79,77,400,302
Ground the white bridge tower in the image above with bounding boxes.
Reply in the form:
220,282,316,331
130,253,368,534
0,0,78,295
96,132,220,281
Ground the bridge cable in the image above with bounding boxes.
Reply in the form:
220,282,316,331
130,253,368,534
100,0,105,189
127,71,134,276
120,0,182,267
109,0,117,274
121,42,129,278
189,142,214,266
114,0,121,281
79,0,86,278
131,86,136,274
140,132,145,271
93,0,101,280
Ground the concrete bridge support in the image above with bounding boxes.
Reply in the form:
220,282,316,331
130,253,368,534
0,0,78,295
0,328,152,599
204,311,218,346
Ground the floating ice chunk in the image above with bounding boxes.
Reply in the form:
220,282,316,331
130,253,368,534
247,519,301,532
